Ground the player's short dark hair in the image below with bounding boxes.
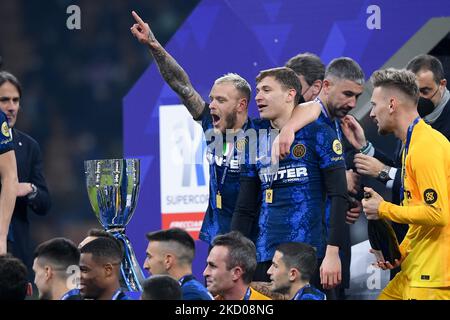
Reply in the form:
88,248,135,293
85,228,124,256
371,68,419,104
285,52,325,84
211,231,256,284
325,57,365,85
276,242,317,281
87,228,113,238
0,254,28,300
0,71,22,97
34,238,80,272
141,275,182,300
146,228,195,264
80,237,123,264
406,54,445,84
256,67,302,105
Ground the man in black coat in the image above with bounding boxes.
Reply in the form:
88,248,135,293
0,71,51,275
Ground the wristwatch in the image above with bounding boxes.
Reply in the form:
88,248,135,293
377,166,391,183
27,183,38,200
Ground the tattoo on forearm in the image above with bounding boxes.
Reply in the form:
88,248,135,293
250,282,287,300
149,45,204,118
148,30,157,43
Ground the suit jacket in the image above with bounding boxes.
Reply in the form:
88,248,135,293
7,128,51,270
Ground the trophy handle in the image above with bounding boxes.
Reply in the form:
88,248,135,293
112,231,146,292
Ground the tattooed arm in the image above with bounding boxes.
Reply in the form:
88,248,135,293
250,282,286,300
130,11,205,119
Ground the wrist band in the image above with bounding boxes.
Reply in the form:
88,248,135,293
360,141,372,155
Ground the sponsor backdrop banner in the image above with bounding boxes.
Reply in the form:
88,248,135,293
159,105,209,240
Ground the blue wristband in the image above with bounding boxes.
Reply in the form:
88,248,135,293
360,141,372,155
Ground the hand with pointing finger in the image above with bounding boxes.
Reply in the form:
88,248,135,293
130,11,158,48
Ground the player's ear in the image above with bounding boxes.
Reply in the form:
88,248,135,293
322,79,332,96
26,283,33,296
237,97,248,112
231,266,243,281
165,254,175,270
289,268,299,282
286,88,297,103
311,79,323,96
389,98,395,114
104,263,113,277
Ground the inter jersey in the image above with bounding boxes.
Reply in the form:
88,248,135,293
0,111,13,154
198,106,255,244
241,118,345,262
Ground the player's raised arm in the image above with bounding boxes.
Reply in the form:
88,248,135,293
130,11,205,119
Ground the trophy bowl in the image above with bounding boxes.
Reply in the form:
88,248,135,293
84,159,145,292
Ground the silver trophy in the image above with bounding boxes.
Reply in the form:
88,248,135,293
84,159,145,292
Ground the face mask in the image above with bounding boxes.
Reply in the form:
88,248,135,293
417,97,435,117
417,86,440,117
298,94,305,104
300,81,322,103
301,84,312,100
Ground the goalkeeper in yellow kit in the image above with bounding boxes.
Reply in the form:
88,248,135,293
362,68,450,300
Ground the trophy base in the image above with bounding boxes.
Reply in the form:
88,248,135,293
107,229,146,292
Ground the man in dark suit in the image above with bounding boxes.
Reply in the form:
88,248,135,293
0,71,51,275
